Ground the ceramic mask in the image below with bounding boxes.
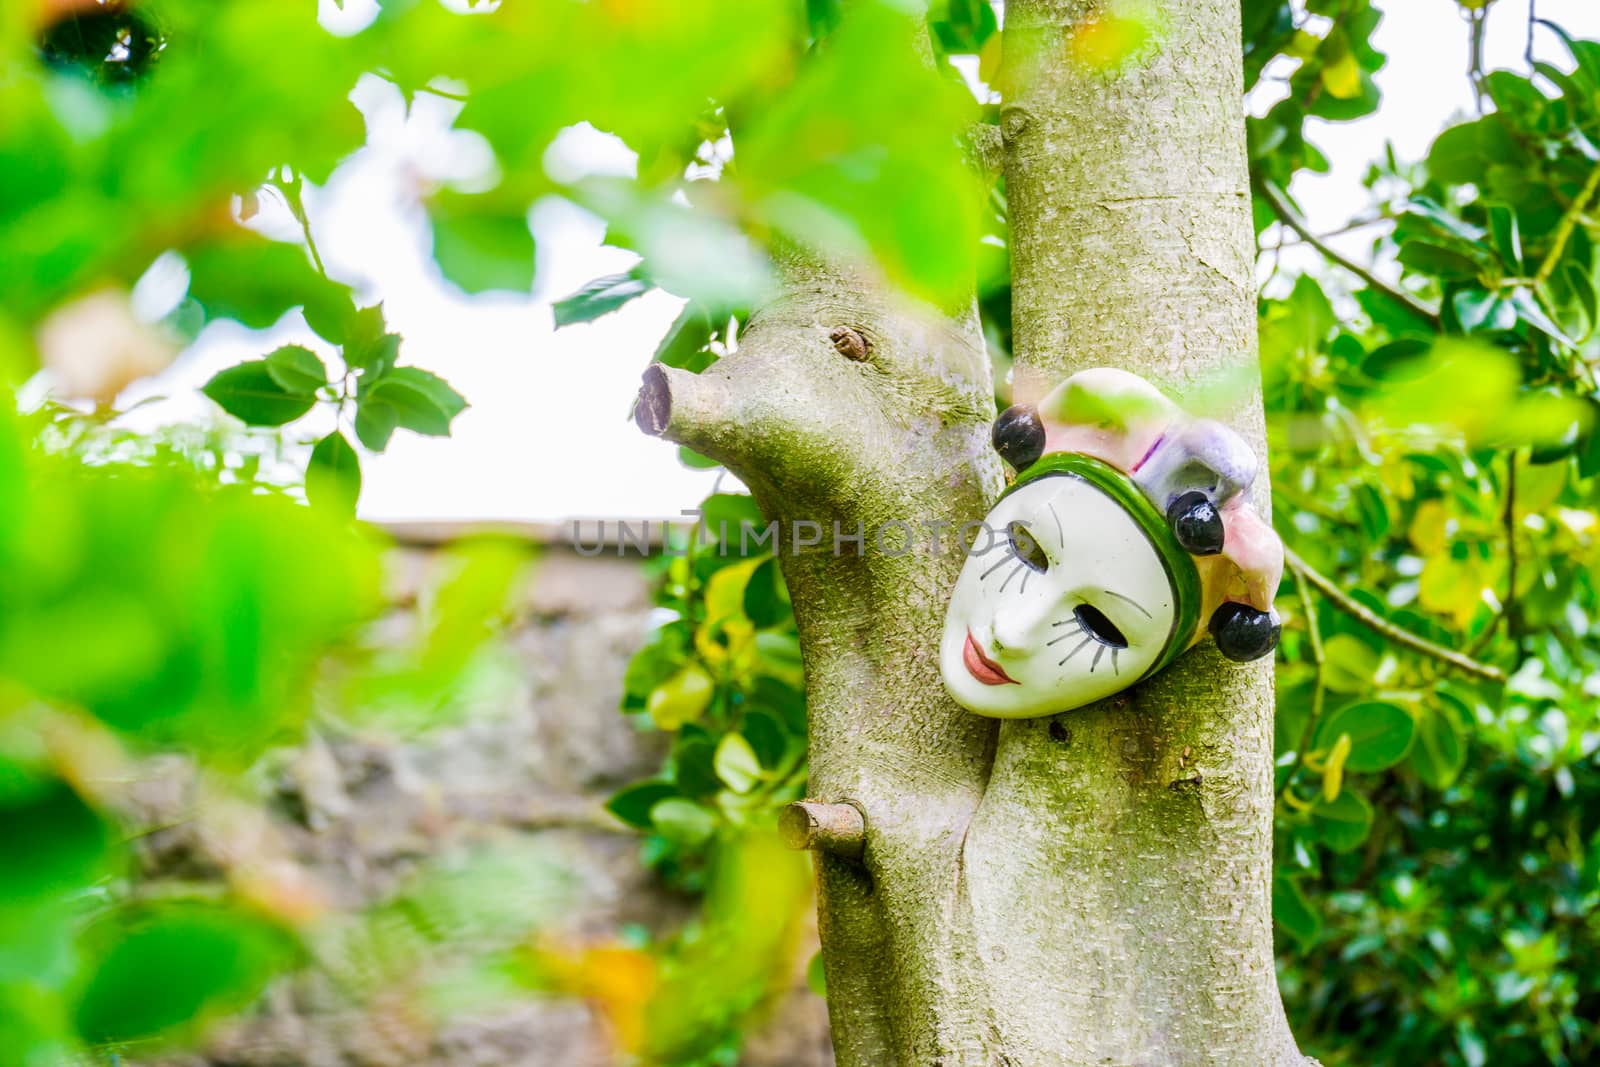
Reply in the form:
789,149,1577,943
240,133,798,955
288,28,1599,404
940,368,1285,719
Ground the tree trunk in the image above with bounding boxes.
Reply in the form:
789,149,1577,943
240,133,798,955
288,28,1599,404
637,3,1309,1063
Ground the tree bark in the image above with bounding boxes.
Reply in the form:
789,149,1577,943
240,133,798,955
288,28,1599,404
637,2,1309,1063
955,1,1305,1063
639,251,1005,1062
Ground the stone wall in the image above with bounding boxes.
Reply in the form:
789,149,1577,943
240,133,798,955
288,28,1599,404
129,534,833,1067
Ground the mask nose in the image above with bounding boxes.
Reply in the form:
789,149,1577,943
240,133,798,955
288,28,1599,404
990,597,1055,655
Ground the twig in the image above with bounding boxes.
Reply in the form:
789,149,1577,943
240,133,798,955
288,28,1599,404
1293,560,1325,668
1471,449,1521,656
1467,6,1488,114
416,85,468,102
275,174,328,279
1284,546,1506,683
1534,158,1600,286
1503,450,1520,642
1284,566,1328,785
371,69,469,103
1527,0,1538,72
1256,180,1441,327
1271,212,1394,248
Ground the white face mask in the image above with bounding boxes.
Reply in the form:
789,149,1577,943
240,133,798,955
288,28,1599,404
940,467,1191,719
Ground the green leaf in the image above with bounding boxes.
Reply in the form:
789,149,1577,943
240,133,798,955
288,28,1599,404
429,206,536,294
0,778,112,904
1562,263,1598,332
673,737,720,798
806,950,827,997
1313,700,1415,772
1509,288,1578,345
713,732,762,794
1273,873,1321,948
302,292,356,346
929,0,998,53
1311,787,1374,853
1451,289,1515,334
552,271,652,328
1397,240,1483,279
1411,700,1467,789
649,797,716,846
604,780,680,830
742,708,789,769
1582,829,1600,890
1320,633,1380,693
701,493,764,542
354,397,399,452
743,556,791,629
343,305,401,373
74,904,294,1044
307,431,361,516
1488,204,1522,270
1427,117,1519,185
1401,196,1486,244
201,361,316,427
364,368,467,438
264,344,328,395
647,663,714,730
186,238,352,333
805,0,844,41
1579,399,1600,479
677,446,721,469
652,302,715,369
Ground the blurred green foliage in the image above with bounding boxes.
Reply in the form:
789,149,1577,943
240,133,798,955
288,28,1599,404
1249,6,1600,1062
0,0,982,1062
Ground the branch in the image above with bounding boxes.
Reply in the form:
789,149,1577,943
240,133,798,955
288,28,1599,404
1527,0,1538,71
1471,449,1521,656
274,173,328,279
1283,546,1506,683
1284,567,1328,785
1271,212,1393,248
1256,180,1441,327
1534,158,1600,286
635,363,737,459
780,800,866,861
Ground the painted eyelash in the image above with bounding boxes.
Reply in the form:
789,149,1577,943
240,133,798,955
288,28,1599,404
998,561,1026,595
1047,619,1082,645
982,531,1046,587
1053,636,1122,674
1057,635,1093,666
979,554,1012,581
1101,589,1153,620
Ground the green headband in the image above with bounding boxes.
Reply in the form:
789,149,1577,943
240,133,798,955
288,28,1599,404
1002,453,1203,680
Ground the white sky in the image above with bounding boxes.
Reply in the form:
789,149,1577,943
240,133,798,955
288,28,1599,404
122,0,1600,524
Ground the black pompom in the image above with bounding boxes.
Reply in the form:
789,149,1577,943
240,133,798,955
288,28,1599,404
1166,490,1225,556
992,405,1045,471
1209,602,1281,663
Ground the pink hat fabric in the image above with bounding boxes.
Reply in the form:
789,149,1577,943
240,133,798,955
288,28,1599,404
1030,368,1283,623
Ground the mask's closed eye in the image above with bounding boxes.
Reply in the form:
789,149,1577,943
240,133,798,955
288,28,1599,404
1007,521,1049,573
1074,603,1128,648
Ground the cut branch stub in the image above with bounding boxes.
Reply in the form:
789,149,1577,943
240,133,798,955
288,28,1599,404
829,325,871,361
635,364,672,437
780,800,866,861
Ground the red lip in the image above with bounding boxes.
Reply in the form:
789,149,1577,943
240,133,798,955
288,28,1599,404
963,631,1018,686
